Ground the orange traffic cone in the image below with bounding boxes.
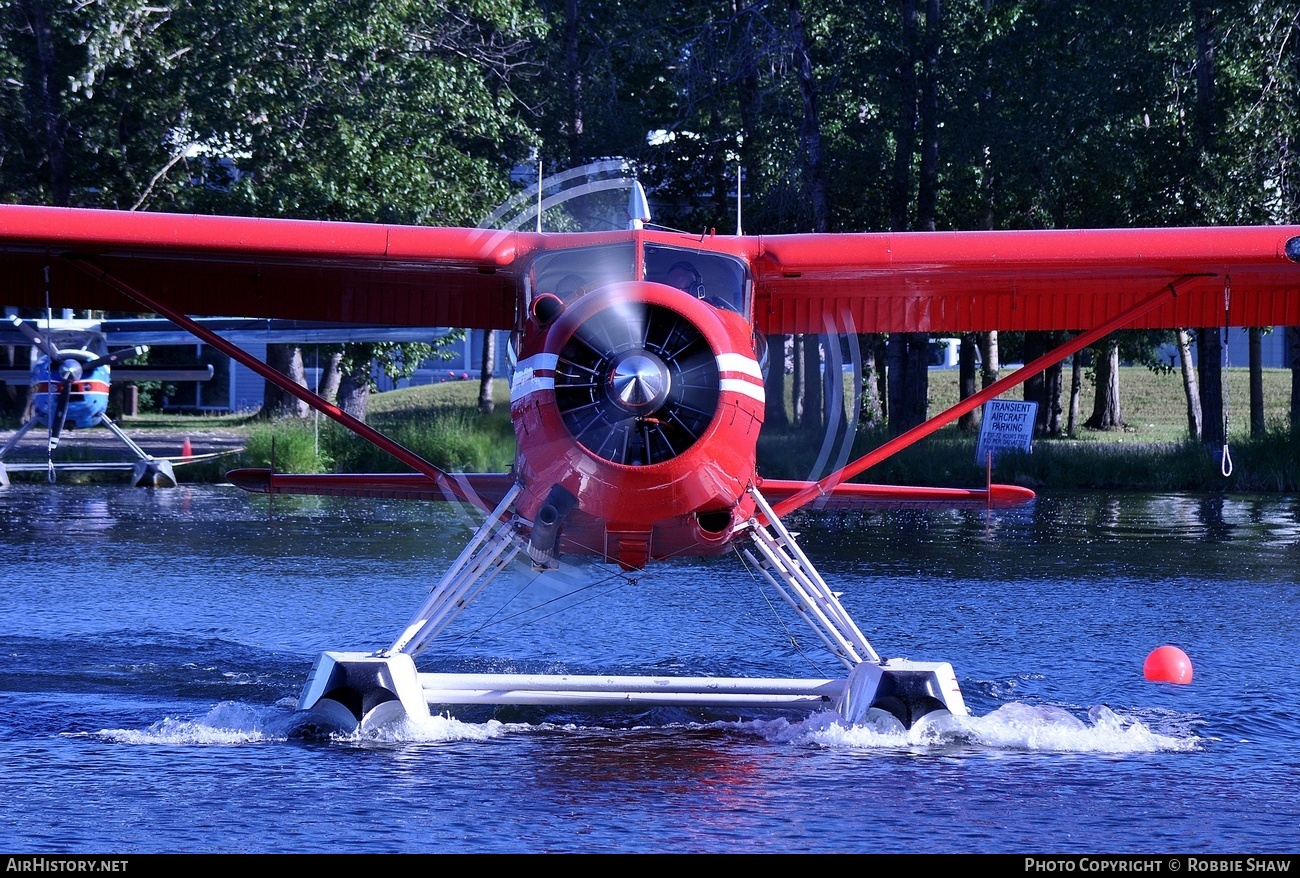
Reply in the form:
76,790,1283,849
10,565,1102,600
181,437,193,458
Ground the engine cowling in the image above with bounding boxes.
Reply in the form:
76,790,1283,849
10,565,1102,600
510,281,765,565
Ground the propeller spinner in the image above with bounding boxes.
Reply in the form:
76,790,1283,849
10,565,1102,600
553,299,720,466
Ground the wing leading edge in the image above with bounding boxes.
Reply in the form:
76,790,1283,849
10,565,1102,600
0,204,534,330
757,478,1035,511
223,469,1032,512
1,204,1298,336
752,226,1300,334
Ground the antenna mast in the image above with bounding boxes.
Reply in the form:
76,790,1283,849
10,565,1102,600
736,164,743,236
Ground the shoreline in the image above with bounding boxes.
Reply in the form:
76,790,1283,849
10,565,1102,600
0,425,247,463
1,418,1296,493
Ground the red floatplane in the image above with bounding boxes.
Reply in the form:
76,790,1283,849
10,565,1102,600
1,172,1297,732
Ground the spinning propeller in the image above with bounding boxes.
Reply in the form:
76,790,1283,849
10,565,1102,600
554,296,720,466
483,161,725,468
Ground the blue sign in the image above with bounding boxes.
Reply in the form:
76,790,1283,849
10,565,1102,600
975,400,1038,464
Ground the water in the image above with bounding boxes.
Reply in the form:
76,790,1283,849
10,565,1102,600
1,484,1297,853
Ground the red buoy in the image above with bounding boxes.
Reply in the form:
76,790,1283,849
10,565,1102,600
181,437,193,458
1144,645,1193,684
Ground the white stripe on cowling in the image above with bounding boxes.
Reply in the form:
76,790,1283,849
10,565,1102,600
719,378,765,404
510,376,555,402
715,353,763,378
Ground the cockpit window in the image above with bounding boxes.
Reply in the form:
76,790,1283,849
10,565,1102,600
525,241,750,315
645,244,749,314
529,244,636,301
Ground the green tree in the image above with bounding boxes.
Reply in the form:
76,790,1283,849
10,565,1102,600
156,0,546,414
334,338,462,422
160,0,544,224
0,0,184,207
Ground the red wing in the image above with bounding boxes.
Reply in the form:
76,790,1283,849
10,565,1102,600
0,204,538,329
5,206,1297,334
757,478,1034,511
753,226,1300,334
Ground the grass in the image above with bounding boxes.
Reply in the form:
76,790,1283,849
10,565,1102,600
5,366,1297,491
922,365,1292,444
762,366,1300,491
120,411,263,430
232,379,516,475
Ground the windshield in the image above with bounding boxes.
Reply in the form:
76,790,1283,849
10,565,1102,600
645,244,749,314
529,244,637,301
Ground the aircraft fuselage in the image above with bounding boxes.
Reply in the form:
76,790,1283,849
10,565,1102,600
31,352,110,430
508,239,766,569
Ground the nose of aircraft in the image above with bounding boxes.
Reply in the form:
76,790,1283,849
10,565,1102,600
608,351,671,413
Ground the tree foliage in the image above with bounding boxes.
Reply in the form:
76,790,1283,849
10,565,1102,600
7,2,1295,235
162,0,546,223
0,0,183,206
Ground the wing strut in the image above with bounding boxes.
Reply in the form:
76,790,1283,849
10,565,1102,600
62,256,494,513
769,277,1198,519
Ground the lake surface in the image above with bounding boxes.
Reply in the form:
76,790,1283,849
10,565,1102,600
0,483,1297,853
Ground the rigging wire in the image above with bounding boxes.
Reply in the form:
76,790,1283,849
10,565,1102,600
435,524,807,678
435,557,641,656
731,540,833,679
43,263,54,483
1220,277,1233,478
